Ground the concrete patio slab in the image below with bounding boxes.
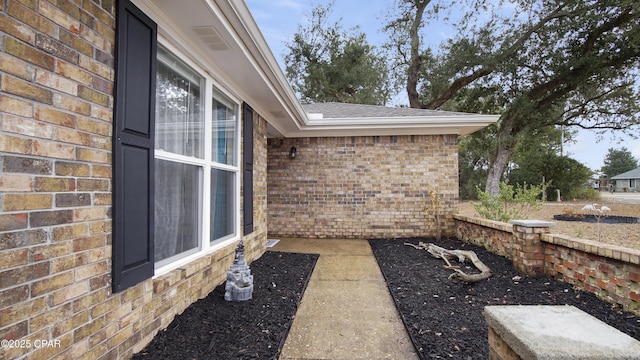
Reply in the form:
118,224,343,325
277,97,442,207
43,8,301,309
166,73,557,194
297,279,398,317
281,321,414,360
312,255,383,281
271,238,418,360
270,237,374,256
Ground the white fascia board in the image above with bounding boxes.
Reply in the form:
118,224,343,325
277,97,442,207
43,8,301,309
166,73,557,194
306,114,499,127
219,2,500,138
282,114,500,138
222,0,308,129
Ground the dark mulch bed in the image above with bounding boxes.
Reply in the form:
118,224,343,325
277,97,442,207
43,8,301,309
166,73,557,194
553,214,640,223
369,237,640,360
132,251,318,360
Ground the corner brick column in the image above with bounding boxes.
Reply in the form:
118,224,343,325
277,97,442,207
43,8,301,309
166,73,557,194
509,220,555,276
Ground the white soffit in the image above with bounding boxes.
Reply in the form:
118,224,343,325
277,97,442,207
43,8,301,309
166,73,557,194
134,0,306,138
133,0,498,139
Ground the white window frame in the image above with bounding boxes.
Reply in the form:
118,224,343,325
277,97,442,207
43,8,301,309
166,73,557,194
154,38,241,277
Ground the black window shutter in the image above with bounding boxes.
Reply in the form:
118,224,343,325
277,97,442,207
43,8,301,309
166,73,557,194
112,0,157,292
243,102,254,235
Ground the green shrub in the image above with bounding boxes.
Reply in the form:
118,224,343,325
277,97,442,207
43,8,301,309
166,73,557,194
472,181,546,222
567,187,600,201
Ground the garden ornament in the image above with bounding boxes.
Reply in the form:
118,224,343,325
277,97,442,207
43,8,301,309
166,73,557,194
224,240,254,301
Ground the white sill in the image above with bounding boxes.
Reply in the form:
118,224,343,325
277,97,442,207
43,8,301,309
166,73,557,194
152,234,239,278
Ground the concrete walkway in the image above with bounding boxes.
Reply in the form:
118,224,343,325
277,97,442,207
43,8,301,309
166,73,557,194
271,238,418,360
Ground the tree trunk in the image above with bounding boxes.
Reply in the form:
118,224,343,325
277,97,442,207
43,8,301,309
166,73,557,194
407,62,421,108
406,0,430,108
485,114,517,195
485,145,510,195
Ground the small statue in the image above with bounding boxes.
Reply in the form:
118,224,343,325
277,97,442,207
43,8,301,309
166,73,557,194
224,241,254,301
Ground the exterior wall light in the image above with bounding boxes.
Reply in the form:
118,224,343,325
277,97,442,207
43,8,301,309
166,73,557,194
290,146,297,159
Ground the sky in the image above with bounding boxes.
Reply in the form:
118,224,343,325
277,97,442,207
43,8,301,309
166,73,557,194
245,0,640,172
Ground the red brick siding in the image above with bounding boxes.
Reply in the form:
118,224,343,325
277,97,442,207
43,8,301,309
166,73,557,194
0,2,268,358
267,135,459,239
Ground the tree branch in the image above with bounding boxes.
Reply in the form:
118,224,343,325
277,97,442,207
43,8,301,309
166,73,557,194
407,0,431,108
583,6,635,55
405,242,493,283
423,5,570,109
425,68,492,109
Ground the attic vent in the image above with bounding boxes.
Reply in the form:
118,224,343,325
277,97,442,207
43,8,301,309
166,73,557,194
192,26,229,51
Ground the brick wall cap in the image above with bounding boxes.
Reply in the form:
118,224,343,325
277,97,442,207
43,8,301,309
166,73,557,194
510,219,555,228
454,214,513,232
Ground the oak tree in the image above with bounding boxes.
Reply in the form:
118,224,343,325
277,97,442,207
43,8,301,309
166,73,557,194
384,0,640,194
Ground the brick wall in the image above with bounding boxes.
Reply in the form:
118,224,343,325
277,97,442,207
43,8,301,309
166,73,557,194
455,216,513,258
543,234,640,314
267,135,459,239
0,2,268,358
454,215,640,316
244,114,269,260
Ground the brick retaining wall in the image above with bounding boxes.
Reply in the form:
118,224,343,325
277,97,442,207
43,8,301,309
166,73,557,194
455,216,513,258
454,215,640,315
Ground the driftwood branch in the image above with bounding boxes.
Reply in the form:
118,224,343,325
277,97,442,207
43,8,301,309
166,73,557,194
405,242,493,283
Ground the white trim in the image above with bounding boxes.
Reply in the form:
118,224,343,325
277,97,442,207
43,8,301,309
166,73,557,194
222,0,307,127
154,235,238,278
155,150,207,167
305,115,499,126
134,0,499,139
211,162,238,173
220,0,499,137
284,115,499,137
152,36,242,274
134,1,250,111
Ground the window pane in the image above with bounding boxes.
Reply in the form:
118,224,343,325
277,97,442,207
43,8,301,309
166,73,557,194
155,159,201,264
156,46,204,158
212,88,237,165
211,169,235,242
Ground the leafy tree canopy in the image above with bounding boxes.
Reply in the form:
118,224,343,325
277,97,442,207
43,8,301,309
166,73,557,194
284,1,391,105
509,153,593,202
384,0,640,194
458,124,495,199
601,147,639,177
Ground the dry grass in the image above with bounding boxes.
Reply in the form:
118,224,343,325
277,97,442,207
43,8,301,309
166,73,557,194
457,197,640,251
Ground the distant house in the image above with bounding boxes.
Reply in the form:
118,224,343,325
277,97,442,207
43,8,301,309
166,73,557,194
610,167,640,191
0,0,497,359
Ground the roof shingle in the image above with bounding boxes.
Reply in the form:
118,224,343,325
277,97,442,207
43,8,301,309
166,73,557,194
611,167,640,180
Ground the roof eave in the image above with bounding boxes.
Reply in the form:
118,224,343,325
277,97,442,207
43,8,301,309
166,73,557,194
133,0,498,140
133,0,308,137
281,115,499,138
226,0,308,132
